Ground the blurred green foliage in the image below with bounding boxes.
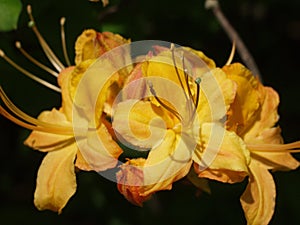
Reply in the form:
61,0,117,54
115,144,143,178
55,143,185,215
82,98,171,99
0,0,22,31
0,0,299,224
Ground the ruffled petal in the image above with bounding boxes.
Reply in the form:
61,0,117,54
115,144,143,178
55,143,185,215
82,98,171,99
223,63,261,135
74,30,129,65
240,160,276,225
117,129,193,204
193,123,250,183
116,158,150,206
34,145,77,214
243,86,281,144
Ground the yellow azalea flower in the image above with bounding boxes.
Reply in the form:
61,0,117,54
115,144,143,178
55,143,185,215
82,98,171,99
222,63,300,225
0,7,129,213
113,46,251,205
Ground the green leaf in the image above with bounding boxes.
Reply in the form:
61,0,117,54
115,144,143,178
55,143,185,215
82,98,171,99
0,0,22,32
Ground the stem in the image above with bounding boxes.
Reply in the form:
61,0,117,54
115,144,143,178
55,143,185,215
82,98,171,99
205,0,262,81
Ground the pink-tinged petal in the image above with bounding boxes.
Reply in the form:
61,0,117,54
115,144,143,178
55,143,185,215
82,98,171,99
34,145,77,214
116,158,150,206
77,123,123,171
241,160,276,225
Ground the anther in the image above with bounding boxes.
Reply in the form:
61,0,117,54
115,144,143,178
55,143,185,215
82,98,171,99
147,81,182,122
26,5,65,72
195,77,202,84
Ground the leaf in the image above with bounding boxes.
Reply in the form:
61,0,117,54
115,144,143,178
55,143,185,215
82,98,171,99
0,0,22,32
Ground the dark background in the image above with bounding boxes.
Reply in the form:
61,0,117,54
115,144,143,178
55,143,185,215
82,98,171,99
0,0,299,224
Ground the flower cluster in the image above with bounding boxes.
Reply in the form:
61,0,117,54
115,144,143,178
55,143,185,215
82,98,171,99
0,8,299,225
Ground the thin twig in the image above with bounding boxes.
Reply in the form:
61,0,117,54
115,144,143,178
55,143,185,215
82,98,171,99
205,0,262,81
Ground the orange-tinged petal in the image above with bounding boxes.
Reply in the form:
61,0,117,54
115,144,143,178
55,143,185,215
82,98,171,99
24,109,74,152
243,86,281,144
116,158,150,206
74,30,129,65
34,145,77,214
193,123,250,183
117,129,193,203
77,123,123,171
240,160,276,225
223,63,261,135
75,150,92,171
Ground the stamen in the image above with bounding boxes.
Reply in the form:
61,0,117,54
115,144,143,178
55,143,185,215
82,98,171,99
194,78,201,109
27,5,65,72
15,41,59,77
225,40,236,65
0,49,61,92
182,56,194,104
170,45,189,103
0,87,73,135
147,81,182,121
60,17,71,66
247,141,300,153
32,137,75,150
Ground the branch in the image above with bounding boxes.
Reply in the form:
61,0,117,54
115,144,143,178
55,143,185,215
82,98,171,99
205,0,262,81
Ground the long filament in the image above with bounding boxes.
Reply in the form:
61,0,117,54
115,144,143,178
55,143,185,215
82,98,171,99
0,49,61,93
27,5,65,72
0,87,73,135
225,40,236,65
60,17,71,66
247,141,300,153
15,41,59,77
148,81,182,121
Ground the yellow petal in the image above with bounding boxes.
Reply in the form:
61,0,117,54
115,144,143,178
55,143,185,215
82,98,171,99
142,129,192,196
57,66,75,121
193,123,250,183
240,160,276,225
196,68,237,123
34,145,77,213
24,109,74,152
113,100,173,149
182,47,216,69
77,123,123,171
223,63,261,135
243,86,280,143
251,151,300,171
